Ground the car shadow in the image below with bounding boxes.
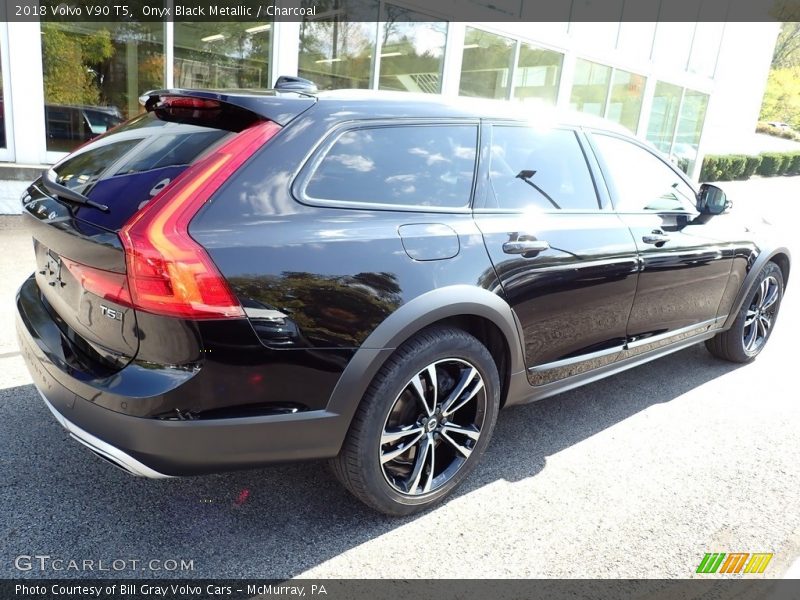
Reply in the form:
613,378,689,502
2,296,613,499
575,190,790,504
1,343,742,579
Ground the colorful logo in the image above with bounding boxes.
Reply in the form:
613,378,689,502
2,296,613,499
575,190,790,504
696,552,773,574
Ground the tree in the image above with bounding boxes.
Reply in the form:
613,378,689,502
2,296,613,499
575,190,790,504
772,22,800,69
759,21,800,131
759,66,800,128
41,24,114,106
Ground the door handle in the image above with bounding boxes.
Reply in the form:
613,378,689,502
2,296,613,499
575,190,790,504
502,240,550,255
642,230,670,246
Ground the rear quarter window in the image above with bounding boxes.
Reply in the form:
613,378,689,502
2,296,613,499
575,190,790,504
302,124,478,209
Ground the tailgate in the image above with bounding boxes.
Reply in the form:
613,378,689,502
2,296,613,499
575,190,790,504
19,91,314,374
24,204,138,370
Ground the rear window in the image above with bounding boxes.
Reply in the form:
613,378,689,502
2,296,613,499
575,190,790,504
114,130,228,175
54,139,141,192
303,125,478,209
48,112,234,230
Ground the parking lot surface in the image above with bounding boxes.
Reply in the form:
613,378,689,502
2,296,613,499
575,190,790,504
1,177,798,579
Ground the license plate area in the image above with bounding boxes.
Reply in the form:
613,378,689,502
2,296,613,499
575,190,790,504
32,240,139,369
43,250,65,289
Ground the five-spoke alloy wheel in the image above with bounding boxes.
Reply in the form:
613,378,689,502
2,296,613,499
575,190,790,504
380,359,487,496
331,327,500,515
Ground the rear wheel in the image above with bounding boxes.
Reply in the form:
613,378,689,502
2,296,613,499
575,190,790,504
705,262,784,363
331,327,500,515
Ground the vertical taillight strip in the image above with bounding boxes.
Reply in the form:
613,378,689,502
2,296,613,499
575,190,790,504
119,121,282,319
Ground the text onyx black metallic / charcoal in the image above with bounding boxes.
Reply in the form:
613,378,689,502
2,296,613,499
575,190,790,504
15,88,791,514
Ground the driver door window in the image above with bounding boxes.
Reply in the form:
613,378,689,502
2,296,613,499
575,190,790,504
590,133,696,212
591,131,733,343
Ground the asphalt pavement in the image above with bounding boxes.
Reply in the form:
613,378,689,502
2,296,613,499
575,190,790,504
1,177,798,579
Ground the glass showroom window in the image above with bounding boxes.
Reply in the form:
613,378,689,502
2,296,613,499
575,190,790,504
569,59,611,117
606,69,646,133
459,27,515,99
377,5,447,94
40,22,164,153
652,22,695,72
673,89,709,174
173,22,271,90
298,0,378,90
513,43,563,104
646,81,683,155
688,22,724,78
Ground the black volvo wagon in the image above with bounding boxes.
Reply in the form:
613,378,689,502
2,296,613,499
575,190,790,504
16,88,790,514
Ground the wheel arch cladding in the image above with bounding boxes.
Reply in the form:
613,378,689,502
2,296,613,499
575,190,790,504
323,285,526,448
724,246,791,330
770,251,791,287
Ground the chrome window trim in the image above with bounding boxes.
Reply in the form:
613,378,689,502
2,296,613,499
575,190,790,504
292,118,481,213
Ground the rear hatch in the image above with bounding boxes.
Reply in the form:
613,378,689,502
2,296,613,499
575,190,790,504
21,90,315,374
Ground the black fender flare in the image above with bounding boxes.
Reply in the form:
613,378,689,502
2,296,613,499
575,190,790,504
324,285,526,446
722,244,791,330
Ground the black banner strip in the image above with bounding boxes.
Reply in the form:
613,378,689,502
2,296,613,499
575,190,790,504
3,579,800,600
3,0,800,23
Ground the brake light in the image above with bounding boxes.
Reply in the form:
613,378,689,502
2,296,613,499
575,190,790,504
62,259,132,307
119,120,281,319
158,96,222,110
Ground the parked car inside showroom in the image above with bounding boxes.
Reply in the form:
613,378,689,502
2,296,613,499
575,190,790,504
15,85,790,515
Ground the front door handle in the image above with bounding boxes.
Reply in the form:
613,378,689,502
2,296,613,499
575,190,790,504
642,230,670,246
502,240,550,255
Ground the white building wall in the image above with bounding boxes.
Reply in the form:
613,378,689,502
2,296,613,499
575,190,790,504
5,21,47,165
700,21,780,156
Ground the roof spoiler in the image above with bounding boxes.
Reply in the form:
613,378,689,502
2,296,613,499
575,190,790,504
139,87,317,126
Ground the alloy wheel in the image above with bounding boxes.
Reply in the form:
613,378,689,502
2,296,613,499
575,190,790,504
379,358,487,496
743,275,780,353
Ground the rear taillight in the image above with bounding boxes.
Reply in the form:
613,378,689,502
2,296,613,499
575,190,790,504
119,120,282,319
62,259,132,307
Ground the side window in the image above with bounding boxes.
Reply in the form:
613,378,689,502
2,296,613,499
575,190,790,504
305,125,478,208
591,133,696,212
487,126,599,211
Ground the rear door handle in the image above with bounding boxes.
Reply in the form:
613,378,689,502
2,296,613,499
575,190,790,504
502,240,550,255
642,231,670,246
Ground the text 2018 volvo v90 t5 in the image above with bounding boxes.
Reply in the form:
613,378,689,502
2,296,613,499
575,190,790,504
16,88,790,514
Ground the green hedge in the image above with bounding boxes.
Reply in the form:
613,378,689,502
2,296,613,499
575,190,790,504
758,153,785,176
700,151,800,181
743,155,762,179
789,154,800,176
728,155,747,179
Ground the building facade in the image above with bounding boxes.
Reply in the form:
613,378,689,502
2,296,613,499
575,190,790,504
0,3,780,183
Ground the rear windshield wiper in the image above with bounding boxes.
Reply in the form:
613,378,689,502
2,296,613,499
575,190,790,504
41,169,109,213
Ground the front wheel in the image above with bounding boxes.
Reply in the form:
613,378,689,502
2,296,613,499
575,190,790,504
706,262,784,363
330,327,501,515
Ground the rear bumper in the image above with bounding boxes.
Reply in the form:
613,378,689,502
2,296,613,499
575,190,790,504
36,387,172,478
16,286,349,477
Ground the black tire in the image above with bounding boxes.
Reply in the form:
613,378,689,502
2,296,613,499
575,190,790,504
330,327,501,516
705,262,784,363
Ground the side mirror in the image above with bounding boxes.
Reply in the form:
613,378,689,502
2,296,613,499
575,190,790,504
697,183,732,215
